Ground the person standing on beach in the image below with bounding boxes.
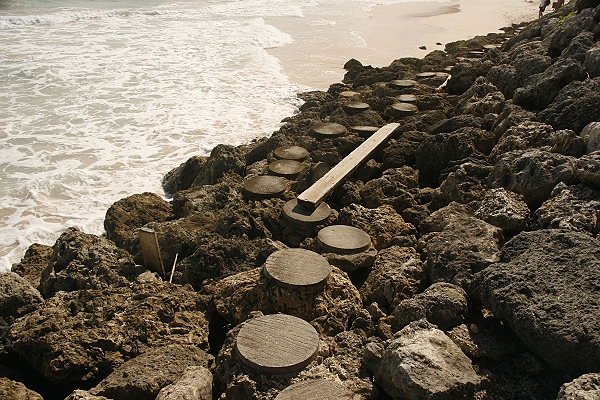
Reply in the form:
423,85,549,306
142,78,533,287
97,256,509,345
539,0,551,17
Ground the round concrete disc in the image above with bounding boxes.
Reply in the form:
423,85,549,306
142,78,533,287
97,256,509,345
310,122,347,138
264,248,330,289
389,79,417,89
269,159,305,179
235,314,319,374
243,175,288,199
342,101,370,114
275,379,355,400
350,125,379,138
317,225,372,254
390,102,418,116
416,72,436,79
396,94,418,103
338,90,361,99
273,145,309,161
282,199,331,226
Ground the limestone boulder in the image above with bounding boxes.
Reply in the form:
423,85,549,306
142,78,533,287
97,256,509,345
487,149,577,208
358,167,419,212
447,319,525,360
534,183,600,235
192,144,246,186
575,151,600,188
104,192,172,250
38,227,143,298
540,92,600,134
382,131,431,169
557,373,600,400
6,283,210,386
0,272,43,320
580,121,600,153
392,283,470,332
451,77,505,118
162,155,207,195
584,43,600,78
11,243,52,288
437,160,493,205
90,345,213,400
474,229,600,374
365,319,480,400
360,246,427,312
419,204,503,290
0,377,43,400
475,188,531,233
490,122,556,162
336,204,417,250
65,390,110,400
491,101,538,138
446,60,494,95
155,366,213,400
428,114,483,135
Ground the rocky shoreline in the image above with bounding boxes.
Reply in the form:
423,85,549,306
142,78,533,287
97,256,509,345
2,0,600,399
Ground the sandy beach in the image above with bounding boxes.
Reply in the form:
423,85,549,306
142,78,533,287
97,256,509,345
269,0,538,89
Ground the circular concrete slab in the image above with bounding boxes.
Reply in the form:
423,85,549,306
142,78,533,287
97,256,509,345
396,94,418,103
388,102,418,118
310,122,347,139
389,79,417,89
243,175,288,199
269,159,305,179
275,379,355,400
282,199,331,226
416,72,436,79
235,314,319,374
342,101,370,114
317,225,372,254
338,90,361,99
273,145,309,162
350,125,379,138
264,248,330,290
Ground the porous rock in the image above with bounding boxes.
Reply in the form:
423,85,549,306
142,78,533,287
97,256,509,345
580,121,600,153
392,282,470,332
90,345,213,400
155,366,213,400
11,243,52,288
365,319,480,400
0,377,43,400
575,151,600,187
358,167,419,212
162,155,207,195
65,390,110,400
447,319,524,360
557,373,600,400
0,272,43,320
474,229,600,374
7,283,210,386
475,187,531,233
193,144,247,186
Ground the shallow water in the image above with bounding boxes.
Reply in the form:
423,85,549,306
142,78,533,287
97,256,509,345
0,0,446,271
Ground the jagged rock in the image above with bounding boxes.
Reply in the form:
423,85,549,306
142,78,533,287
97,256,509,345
328,108,385,127
90,345,213,400
581,121,600,153
175,236,284,290
513,58,587,110
534,183,600,235
104,192,172,250
7,283,210,386
0,377,43,400
360,246,426,312
365,319,480,400
491,101,538,138
0,272,43,320
162,156,207,195
415,130,485,187
446,60,494,95
557,373,600,400
358,167,419,212
155,366,213,400
541,92,600,134
437,160,493,205
203,265,362,336
475,188,531,233
193,144,246,186
575,151,600,188
546,8,596,57
490,122,556,162
429,114,483,135
38,227,143,298
562,31,595,62
11,243,52,288
584,43,600,78
392,283,469,332
474,229,600,374
419,203,502,289
336,204,417,250
381,131,431,169
487,149,577,208
447,319,525,360
65,390,110,400
486,64,519,100
452,77,505,118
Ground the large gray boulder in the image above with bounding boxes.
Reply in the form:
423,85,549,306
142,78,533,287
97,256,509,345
474,229,600,374
0,272,43,320
365,319,480,399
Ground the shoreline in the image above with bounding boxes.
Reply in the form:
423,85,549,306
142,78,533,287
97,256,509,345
269,0,536,90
